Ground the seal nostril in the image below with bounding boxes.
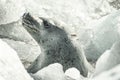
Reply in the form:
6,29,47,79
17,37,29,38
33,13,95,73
22,13,34,25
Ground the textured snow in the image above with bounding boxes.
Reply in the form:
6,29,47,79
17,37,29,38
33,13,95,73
0,39,33,80
31,63,66,80
84,10,120,61
93,64,120,80
0,0,120,80
94,41,120,76
0,21,41,68
0,0,25,24
65,68,82,80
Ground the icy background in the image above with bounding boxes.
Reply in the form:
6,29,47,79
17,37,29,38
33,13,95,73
0,0,120,80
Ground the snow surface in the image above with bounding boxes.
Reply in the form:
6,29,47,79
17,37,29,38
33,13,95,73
0,39,33,80
0,0,120,80
0,0,25,24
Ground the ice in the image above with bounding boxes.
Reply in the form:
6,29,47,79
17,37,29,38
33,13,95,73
84,10,120,61
0,0,25,24
0,39,33,80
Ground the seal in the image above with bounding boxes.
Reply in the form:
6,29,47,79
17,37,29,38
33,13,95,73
22,13,92,77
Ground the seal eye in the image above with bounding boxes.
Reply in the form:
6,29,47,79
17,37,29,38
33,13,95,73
39,17,51,28
43,20,51,28
43,20,49,26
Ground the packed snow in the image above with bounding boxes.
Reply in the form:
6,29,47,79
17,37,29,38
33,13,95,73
0,0,120,80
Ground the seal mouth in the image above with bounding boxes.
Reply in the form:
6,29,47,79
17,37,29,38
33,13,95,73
22,13,40,32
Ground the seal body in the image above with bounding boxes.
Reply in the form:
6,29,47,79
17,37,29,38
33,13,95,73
22,13,90,77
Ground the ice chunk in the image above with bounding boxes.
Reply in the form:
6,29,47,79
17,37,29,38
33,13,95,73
0,0,25,24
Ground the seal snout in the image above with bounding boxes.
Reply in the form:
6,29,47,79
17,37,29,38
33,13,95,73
22,13,41,33
23,12,29,19
22,13,34,26
22,13,33,21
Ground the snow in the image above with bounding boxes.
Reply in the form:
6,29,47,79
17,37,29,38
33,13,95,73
0,21,41,68
94,41,120,77
31,63,66,80
65,68,82,80
0,39,33,80
94,64,120,80
0,0,120,80
84,10,120,61
0,0,25,24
